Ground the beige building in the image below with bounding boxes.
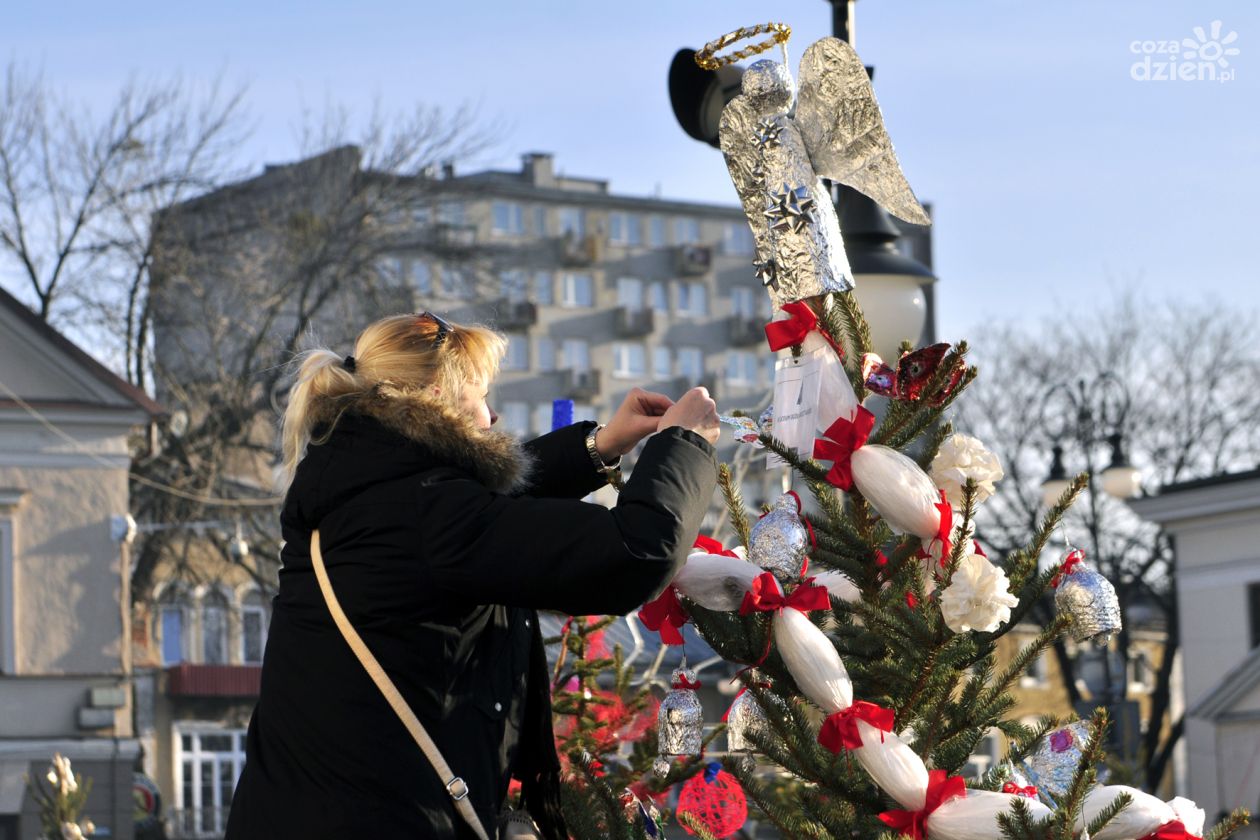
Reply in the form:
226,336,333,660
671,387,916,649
0,286,162,840
1130,469,1260,838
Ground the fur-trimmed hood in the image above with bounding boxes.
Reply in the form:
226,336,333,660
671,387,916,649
307,384,534,495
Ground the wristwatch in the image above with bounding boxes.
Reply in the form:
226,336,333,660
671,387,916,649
585,424,623,487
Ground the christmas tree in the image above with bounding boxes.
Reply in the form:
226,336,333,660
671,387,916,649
542,26,1251,840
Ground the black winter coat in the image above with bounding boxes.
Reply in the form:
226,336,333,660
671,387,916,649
225,388,717,839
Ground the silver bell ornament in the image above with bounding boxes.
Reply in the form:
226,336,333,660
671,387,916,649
749,493,808,579
658,668,704,757
1053,551,1122,644
1021,721,1092,804
725,672,774,753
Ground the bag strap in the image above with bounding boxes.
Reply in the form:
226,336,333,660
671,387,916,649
309,530,492,840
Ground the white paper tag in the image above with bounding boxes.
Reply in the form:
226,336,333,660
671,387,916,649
771,350,823,468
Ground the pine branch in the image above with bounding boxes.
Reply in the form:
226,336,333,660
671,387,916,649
828,291,872,396
1050,709,1110,840
675,811,719,840
1205,808,1252,840
1084,789,1132,838
717,463,753,550
760,433,830,483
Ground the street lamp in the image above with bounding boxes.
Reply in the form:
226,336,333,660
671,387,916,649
1038,374,1141,508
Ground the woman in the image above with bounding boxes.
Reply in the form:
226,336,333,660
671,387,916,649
225,312,720,839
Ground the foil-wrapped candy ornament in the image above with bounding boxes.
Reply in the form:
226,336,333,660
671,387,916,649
1054,555,1122,645
748,493,809,579
717,37,929,309
658,668,704,757
725,674,774,753
1021,721,1092,804
651,756,672,779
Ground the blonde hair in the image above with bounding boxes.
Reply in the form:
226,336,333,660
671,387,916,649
278,313,506,489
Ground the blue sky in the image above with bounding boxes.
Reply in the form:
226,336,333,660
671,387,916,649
4,0,1258,343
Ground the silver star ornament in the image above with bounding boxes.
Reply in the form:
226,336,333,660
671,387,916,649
764,184,815,234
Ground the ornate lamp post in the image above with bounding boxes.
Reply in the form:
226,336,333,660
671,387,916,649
1039,373,1142,508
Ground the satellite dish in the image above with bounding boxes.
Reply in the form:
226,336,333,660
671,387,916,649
668,49,744,148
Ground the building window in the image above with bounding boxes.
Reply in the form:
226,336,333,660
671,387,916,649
962,729,1001,778
437,201,465,225
411,260,432,295
649,282,668,314
533,271,554,305
617,277,644,311
1021,651,1048,687
159,603,185,666
731,287,756,318
240,590,267,665
439,266,471,299
726,351,759,387
674,217,701,245
677,282,708,318
677,346,704,381
648,215,667,247
503,335,530,371
492,201,524,235
561,273,594,308
501,402,530,437
609,211,642,246
535,337,556,371
173,727,246,839
533,403,554,435
653,346,672,380
500,269,528,303
562,339,590,373
573,404,598,424
558,207,585,238
410,204,432,226
1250,583,1260,649
533,206,548,236
1128,651,1153,692
0,516,13,674
613,343,647,379
722,222,755,255
201,591,229,665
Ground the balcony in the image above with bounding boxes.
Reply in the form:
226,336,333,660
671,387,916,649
494,299,538,330
728,315,764,347
422,222,478,252
559,232,603,266
565,369,601,401
676,244,712,276
166,663,262,698
615,306,655,337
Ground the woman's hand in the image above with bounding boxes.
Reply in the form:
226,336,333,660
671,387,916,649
656,386,720,445
596,387,674,460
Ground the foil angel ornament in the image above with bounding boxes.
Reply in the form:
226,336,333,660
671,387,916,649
713,34,930,308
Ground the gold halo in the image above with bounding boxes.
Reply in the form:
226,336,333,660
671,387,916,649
694,22,791,71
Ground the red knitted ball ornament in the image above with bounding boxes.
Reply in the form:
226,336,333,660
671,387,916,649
677,769,747,838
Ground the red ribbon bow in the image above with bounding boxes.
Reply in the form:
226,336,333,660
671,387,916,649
693,534,740,558
813,407,877,491
1001,782,1039,798
879,770,967,839
638,585,687,646
1139,821,1200,840
764,301,846,359
672,673,701,690
1051,548,1086,588
739,573,831,616
817,701,896,753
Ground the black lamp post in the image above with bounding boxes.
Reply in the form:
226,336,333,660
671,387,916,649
1038,374,1142,508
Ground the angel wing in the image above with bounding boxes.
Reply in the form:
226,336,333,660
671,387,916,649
794,37,930,226
718,93,774,267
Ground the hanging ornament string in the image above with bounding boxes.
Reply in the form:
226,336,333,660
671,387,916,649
694,22,791,71
1051,548,1086,588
